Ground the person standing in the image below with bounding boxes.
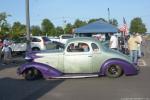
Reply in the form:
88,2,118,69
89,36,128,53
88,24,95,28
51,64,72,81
128,33,140,65
2,38,12,65
136,33,143,58
109,33,118,50
0,39,3,62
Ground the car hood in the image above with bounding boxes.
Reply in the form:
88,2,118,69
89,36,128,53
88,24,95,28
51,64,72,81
26,49,64,60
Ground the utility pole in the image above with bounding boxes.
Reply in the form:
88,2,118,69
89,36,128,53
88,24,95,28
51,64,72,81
63,17,66,34
107,8,110,23
26,0,31,53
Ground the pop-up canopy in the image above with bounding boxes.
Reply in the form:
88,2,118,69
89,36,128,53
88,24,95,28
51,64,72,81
74,21,118,33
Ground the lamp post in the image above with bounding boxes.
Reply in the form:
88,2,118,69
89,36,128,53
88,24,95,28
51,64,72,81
26,0,31,53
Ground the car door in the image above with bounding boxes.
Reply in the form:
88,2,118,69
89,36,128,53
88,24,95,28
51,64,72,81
64,42,92,73
91,43,102,73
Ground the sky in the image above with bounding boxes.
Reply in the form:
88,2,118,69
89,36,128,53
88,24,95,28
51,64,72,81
0,0,150,32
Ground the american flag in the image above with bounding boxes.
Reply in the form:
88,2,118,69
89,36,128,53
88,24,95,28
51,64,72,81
119,17,128,35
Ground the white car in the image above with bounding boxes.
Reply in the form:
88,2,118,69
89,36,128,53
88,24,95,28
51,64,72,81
49,34,73,44
9,36,64,53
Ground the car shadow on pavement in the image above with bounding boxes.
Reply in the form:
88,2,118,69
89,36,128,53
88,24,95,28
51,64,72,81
0,77,64,100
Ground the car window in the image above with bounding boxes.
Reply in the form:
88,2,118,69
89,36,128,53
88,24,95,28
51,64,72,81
61,35,73,39
13,37,26,43
31,38,41,42
42,37,51,42
67,42,89,52
91,43,99,51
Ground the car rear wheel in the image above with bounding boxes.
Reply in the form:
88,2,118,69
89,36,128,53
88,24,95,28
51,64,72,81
23,68,42,80
105,64,123,78
32,47,40,51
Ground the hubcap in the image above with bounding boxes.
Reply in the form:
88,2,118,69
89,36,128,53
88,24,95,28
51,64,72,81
108,65,119,75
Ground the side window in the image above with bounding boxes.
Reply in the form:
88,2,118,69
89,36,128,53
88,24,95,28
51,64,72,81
31,38,41,42
20,38,26,43
91,43,99,51
67,42,89,52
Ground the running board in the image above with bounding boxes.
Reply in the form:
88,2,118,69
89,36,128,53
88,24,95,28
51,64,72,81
51,74,98,79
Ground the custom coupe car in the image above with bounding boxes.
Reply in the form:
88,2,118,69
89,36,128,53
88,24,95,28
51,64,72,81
17,37,139,80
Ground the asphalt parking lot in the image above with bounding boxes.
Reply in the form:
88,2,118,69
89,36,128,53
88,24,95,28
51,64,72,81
0,41,150,100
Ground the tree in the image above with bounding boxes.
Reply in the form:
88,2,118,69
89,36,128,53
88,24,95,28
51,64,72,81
41,18,55,36
11,22,26,37
73,19,87,28
88,18,107,24
129,17,147,34
109,18,118,27
55,26,64,36
64,23,74,34
0,12,11,35
31,25,42,36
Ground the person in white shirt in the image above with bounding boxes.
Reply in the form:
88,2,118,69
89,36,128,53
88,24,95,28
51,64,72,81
2,38,12,64
109,33,118,50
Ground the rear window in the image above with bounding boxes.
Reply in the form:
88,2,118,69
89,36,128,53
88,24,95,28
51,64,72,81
61,35,73,39
13,37,26,43
42,37,51,42
32,38,41,42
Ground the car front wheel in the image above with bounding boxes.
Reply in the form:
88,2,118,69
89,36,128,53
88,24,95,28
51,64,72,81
105,64,123,78
23,68,42,80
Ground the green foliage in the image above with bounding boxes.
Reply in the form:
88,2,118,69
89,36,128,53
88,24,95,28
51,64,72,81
64,23,74,34
55,26,64,36
0,12,11,35
88,18,107,24
12,22,26,36
41,19,55,36
73,19,87,28
31,25,42,36
129,17,147,34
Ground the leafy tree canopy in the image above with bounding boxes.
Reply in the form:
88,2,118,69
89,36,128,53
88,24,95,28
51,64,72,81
31,25,42,36
88,18,107,24
129,17,147,34
12,22,26,36
0,12,11,35
41,18,55,36
73,19,87,28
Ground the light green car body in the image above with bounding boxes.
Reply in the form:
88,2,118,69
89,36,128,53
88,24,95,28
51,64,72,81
34,37,132,73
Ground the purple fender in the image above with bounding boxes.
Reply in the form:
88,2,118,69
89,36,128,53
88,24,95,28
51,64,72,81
17,62,63,79
99,58,139,76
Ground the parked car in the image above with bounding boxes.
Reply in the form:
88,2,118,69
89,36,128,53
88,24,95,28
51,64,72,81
17,37,139,80
9,36,64,54
49,34,73,44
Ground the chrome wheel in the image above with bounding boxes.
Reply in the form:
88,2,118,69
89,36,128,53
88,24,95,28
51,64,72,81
106,65,123,78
